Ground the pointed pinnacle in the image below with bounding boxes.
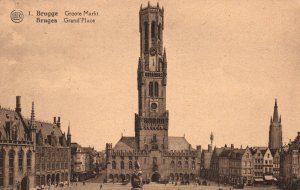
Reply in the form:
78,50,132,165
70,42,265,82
67,122,71,136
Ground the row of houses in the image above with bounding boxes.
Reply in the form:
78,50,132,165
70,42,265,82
0,96,105,190
201,144,280,185
70,143,103,181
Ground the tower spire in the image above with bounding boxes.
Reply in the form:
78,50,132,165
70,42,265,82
30,102,36,128
273,99,279,123
67,122,71,136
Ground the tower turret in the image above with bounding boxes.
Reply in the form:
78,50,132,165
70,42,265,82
30,102,37,144
67,122,71,146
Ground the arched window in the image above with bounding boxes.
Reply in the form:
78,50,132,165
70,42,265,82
27,150,32,171
120,161,124,169
129,161,133,169
149,82,153,97
0,150,4,187
185,161,189,169
112,161,116,169
9,150,15,185
12,125,17,140
144,22,149,51
154,82,159,97
178,161,182,169
171,160,175,169
18,149,23,171
151,21,156,38
192,161,195,170
158,24,161,40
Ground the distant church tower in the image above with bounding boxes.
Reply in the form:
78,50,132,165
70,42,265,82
135,3,168,151
268,99,283,149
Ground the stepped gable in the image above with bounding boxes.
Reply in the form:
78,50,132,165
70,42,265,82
0,107,28,141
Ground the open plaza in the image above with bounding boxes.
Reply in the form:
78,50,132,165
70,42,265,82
56,182,279,190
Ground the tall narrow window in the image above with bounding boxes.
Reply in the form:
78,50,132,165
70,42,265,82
171,160,175,169
0,150,4,187
112,161,116,169
144,22,149,51
18,150,23,171
120,161,124,169
27,150,32,172
151,21,156,38
9,150,15,185
154,82,159,97
158,24,161,40
149,82,153,97
129,161,133,169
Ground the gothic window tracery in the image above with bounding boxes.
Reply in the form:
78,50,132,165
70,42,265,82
154,82,159,97
27,150,32,171
144,22,149,51
158,24,161,40
18,149,23,171
112,161,116,169
9,150,15,185
149,82,153,97
151,21,156,38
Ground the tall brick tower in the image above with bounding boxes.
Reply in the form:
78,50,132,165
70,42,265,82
135,2,169,151
268,99,283,149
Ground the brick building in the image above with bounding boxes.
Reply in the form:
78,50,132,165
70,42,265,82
71,143,98,181
105,3,201,183
281,132,300,189
0,96,71,190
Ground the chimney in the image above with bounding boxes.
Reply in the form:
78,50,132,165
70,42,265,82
15,96,21,113
53,117,57,124
231,144,234,149
57,117,61,128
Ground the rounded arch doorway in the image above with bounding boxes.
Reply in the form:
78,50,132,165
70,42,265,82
151,172,160,182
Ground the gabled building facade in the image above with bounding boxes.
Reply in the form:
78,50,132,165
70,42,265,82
0,96,71,190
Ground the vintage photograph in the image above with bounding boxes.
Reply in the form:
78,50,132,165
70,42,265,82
0,0,300,190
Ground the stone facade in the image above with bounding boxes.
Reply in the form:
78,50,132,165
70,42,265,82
281,132,300,189
105,3,201,183
0,96,71,190
71,143,99,181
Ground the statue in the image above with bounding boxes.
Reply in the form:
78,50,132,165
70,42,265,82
131,161,143,190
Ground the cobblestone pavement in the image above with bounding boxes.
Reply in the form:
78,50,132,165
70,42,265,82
53,182,280,190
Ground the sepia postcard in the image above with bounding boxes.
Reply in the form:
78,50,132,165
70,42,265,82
0,0,299,190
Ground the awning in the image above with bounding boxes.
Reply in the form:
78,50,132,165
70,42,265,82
264,176,274,181
254,178,264,182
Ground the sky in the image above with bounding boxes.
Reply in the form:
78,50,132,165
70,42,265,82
0,0,300,151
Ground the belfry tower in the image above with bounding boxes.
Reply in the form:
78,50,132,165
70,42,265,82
135,3,169,151
268,99,283,149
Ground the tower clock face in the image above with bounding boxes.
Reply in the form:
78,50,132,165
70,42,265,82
150,47,156,56
151,102,158,110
